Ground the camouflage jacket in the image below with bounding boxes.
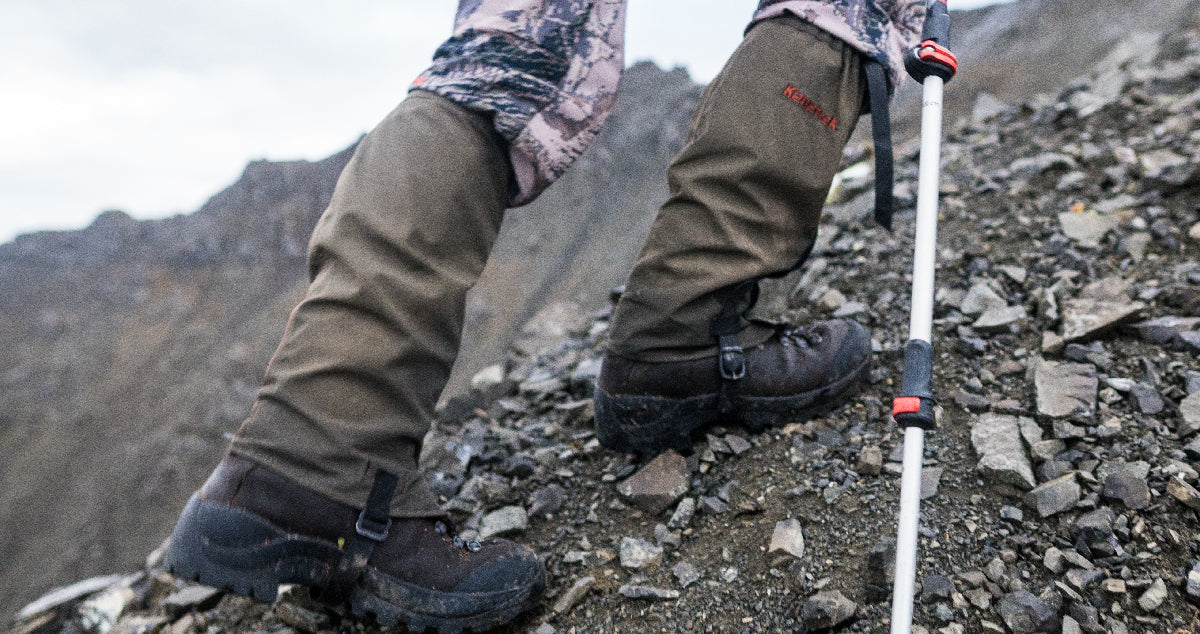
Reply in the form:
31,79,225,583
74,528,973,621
413,1,922,207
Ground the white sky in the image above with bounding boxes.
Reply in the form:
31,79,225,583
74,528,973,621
0,0,1011,245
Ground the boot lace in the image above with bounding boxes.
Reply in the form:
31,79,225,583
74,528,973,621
781,326,823,349
434,518,482,553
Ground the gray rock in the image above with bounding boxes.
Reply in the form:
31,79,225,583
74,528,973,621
616,450,690,515
533,624,556,634
1125,316,1200,345
1043,547,1065,574
701,496,729,514
160,585,222,618
801,590,858,630
275,595,332,633
14,575,126,622
857,446,883,476
1166,476,1200,510
1186,435,1200,458
1137,578,1167,612
479,505,528,538
1129,383,1164,414
673,561,700,588
997,590,1059,634
1030,439,1066,463
1179,391,1200,437
654,523,681,549
1026,474,1081,517
79,586,136,633
1059,211,1118,248
962,283,1007,317
617,585,679,600
1187,565,1200,599
529,484,566,518
1065,568,1103,590
921,467,943,500
1048,286,1145,352
725,434,752,455
769,519,806,559
667,497,696,530
1073,508,1115,543
1102,467,1150,510
618,537,662,569
552,577,595,615
920,575,955,603
1010,152,1076,177
1035,361,1097,423
971,414,1036,490
865,538,897,603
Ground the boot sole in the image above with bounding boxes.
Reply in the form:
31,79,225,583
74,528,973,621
164,494,544,633
594,354,871,454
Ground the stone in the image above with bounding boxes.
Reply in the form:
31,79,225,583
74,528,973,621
1179,391,1200,437
1125,316,1200,345
161,585,223,618
1030,439,1066,463
962,283,1007,316
616,450,690,515
479,505,528,538
618,537,662,569
1102,467,1150,510
1137,578,1167,612
921,575,955,603
109,616,169,634
865,538,897,603
769,519,806,559
1102,579,1127,594
1059,210,1118,248
1065,568,1103,590
701,496,729,514
617,585,679,600
1187,565,1200,599
1026,474,1081,517
800,590,858,630
975,305,1027,332
533,624,556,634
667,497,696,530
1052,294,1145,352
857,446,883,476
80,586,136,633
1043,547,1065,574
996,590,1059,634
1129,383,1163,414
1035,361,1097,423
552,577,595,615
654,523,681,549
1166,476,1200,510
14,575,126,622
672,561,700,588
921,467,943,500
275,598,332,633
971,414,1036,490
1073,508,1115,543
725,434,752,455
529,484,566,518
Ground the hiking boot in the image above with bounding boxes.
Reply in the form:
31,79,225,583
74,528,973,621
595,319,871,454
164,454,545,633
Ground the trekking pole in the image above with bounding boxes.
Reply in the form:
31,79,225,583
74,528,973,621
889,2,957,633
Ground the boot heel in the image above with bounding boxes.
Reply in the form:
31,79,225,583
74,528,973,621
164,493,339,601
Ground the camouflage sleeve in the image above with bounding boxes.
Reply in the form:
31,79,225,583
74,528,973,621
412,1,627,207
752,0,925,90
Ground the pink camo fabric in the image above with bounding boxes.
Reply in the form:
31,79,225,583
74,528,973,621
413,1,922,207
752,0,925,90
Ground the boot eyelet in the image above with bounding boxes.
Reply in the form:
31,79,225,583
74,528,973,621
467,541,482,553
434,521,447,535
453,536,465,548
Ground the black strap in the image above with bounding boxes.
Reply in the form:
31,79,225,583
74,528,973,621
865,61,894,231
709,281,757,417
328,469,398,600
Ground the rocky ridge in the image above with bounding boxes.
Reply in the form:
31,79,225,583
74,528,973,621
12,5,1200,632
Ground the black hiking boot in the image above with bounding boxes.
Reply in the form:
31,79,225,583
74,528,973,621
594,318,871,455
164,455,545,633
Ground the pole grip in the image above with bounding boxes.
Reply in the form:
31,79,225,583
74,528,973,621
921,0,950,46
905,0,958,83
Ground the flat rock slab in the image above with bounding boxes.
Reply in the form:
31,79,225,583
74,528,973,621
1035,361,1098,423
618,537,662,569
15,575,126,622
1102,467,1151,510
971,414,1036,490
617,450,690,515
618,585,679,600
1026,474,1081,517
552,577,595,615
479,505,529,538
1059,210,1118,248
1179,391,1200,437
161,585,223,617
1045,283,1145,352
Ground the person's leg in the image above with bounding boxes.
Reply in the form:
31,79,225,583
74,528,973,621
164,91,545,632
596,16,872,454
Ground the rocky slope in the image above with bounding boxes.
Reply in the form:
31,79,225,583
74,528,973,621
8,1,1200,632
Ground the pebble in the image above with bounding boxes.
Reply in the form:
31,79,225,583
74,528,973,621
478,505,528,538
672,561,700,588
921,467,943,500
1167,476,1200,509
1187,564,1200,599
618,537,662,569
1179,391,1200,437
616,450,690,515
857,445,883,476
800,590,858,630
972,414,1036,489
1026,474,1081,517
529,484,565,518
1101,467,1151,510
667,497,696,530
996,590,1058,634
617,585,679,600
1137,578,1167,612
551,577,594,616
768,519,806,559
160,585,222,618
1034,360,1098,423
920,575,955,603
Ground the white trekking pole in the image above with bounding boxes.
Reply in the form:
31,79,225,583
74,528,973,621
888,2,958,633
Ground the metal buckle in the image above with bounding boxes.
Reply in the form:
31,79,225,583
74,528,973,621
718,344,746,380
355,512,392,542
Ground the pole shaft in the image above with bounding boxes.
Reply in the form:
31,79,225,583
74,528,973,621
890,75,945,634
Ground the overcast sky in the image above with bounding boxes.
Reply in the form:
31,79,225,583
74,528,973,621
0,0,1011,245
